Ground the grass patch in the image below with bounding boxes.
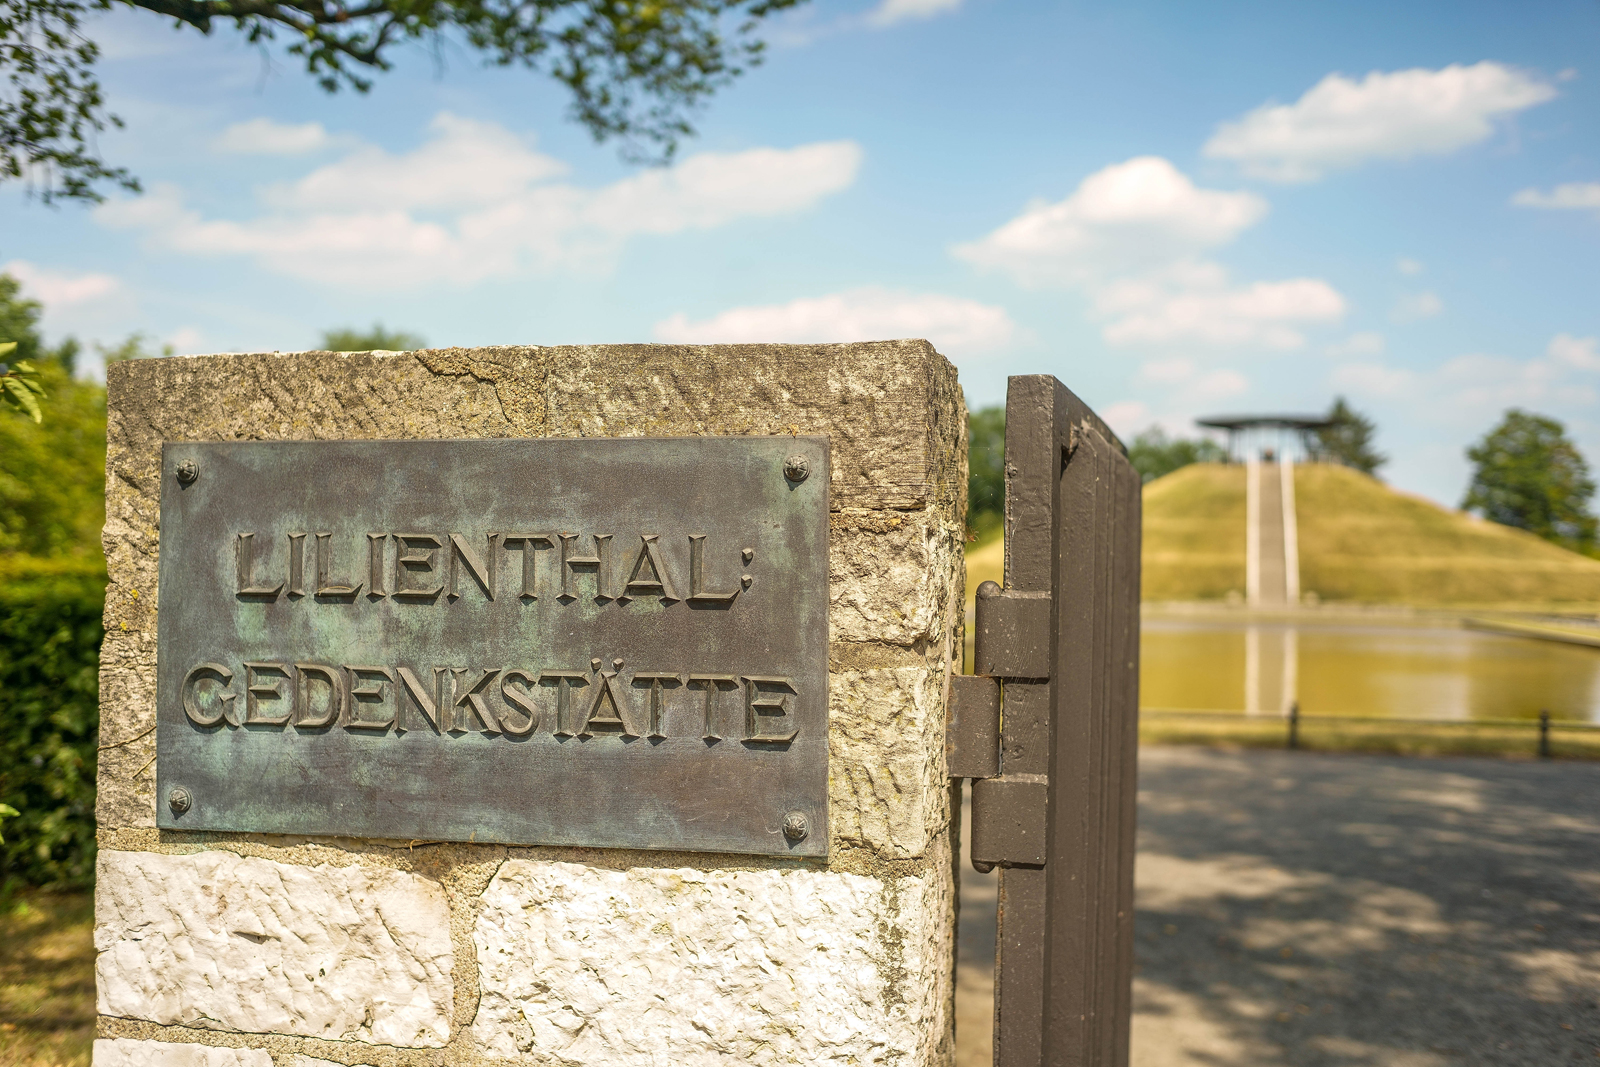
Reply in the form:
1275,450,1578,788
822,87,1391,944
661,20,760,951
0,891,94,1067
1142,711,1600,760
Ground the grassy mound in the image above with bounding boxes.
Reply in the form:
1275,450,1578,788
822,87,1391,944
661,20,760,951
1136,462,1600,606
1295,464,1600,606
1141,463,1246,601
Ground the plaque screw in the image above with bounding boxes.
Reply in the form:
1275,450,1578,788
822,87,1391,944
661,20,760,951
782,811,809,842
175,459,199,486
168,787,192,815
782,454,810,483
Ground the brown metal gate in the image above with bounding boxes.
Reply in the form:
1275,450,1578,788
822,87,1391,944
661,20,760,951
950,374,1142,1067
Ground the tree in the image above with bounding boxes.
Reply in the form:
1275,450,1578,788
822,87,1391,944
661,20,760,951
1127,426,1226,484
4,0,802,204
1310,397,1385,475
1462,409,1597,552
0,275,105,556
0,272,84,423
967,404,1004,540
0,345,46,423
321,324,427,351
0,274,77,371
95,332,172,365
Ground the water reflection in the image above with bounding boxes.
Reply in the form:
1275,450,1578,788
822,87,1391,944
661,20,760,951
1142,614,1600,722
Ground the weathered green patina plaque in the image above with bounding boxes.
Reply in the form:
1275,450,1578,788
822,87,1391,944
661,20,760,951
154,437,829,857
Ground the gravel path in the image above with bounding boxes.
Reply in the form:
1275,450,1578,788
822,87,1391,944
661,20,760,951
956,746,1600,1066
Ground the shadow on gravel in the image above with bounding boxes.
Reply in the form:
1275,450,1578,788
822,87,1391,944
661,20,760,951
1131,747,1600,1067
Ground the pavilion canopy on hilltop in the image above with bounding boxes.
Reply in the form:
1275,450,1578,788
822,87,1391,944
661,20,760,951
1196,414,1334,462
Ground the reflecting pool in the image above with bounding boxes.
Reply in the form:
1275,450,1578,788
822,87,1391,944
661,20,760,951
1141,614,1600,723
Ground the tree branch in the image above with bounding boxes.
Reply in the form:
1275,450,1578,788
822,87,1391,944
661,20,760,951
5,0,805,202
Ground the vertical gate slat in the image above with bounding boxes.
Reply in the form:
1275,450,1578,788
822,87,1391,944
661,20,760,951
1110,445,1143,1067
1046,424,1100,1064
992,376,1060,1067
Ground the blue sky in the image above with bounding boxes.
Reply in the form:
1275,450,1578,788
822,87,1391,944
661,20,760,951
4,0,1597,506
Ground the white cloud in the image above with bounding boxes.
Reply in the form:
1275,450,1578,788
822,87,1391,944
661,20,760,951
1331,333,1600,415
167,327,207,354
578,142,862,234
952,156,1266,286
653,287,1017,356
1434,351,1596,414
1549,333,1600,371
1204,62,1557,182
953,156,1346,351
1100,400,1152,436
215,118,333,155
1511,182,1600,214
2,260,120,306
1391,291,1444,322
1396,257,1424,276
97,113,863,288
1330,361,1415,398
1325,331,1386,358
1193,368,1250,400
1138,357,1195,385
868,0,960,27
262,114,568,214
1096,262,1345,349
1110,368,1250,441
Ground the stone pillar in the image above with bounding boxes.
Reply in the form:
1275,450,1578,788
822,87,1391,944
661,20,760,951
95,342,966,1066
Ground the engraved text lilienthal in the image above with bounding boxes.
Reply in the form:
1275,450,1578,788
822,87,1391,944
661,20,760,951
154,439,830,857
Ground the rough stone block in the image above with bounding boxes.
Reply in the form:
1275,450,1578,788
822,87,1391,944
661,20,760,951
472,859,951,1065
94,630,157,830
830,515,963,648
93,1039,273,1066
830,666,951,857
543,341,964,511
95,850,453,1046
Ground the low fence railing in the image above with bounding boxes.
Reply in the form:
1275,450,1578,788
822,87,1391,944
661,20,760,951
1142,705,1600,759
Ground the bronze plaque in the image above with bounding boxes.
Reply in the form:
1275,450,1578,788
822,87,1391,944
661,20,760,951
154,438,829,857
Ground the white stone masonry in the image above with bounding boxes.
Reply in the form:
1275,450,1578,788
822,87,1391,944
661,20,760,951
95,850,454,1047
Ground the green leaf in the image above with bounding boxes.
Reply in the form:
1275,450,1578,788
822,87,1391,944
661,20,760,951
4,376,43,423
0,341,15,357
0,803,18,845
13,360,36,373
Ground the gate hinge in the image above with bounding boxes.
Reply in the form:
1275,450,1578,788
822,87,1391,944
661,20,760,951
970,774,1047,870
972,582,1052,679
947,675,1000,780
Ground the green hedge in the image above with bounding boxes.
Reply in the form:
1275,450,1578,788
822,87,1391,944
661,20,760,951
0,556,105,892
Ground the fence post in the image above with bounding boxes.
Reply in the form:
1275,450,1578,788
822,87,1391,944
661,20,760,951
1287,701,1300,751
1539,710,1551,760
